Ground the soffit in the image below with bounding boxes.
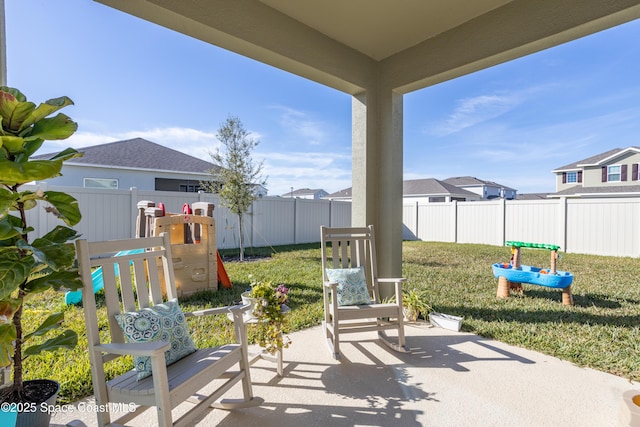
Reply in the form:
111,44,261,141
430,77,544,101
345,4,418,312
259,0,512,60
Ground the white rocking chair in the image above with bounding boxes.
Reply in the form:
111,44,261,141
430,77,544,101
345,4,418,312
320,225,407,359
76,233,262,427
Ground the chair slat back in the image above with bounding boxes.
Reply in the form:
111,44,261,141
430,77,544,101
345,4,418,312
77,234,177,347
321,226,378,297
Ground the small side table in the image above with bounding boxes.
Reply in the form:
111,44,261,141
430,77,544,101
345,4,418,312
229,305,289,377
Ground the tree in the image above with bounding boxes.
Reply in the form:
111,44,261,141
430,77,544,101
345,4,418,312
203,116,266,261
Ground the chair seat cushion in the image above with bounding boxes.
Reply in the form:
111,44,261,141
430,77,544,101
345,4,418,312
116,299,197,380
326,267,371,306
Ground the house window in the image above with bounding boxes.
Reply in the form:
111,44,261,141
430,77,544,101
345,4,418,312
179,184,200,192
566,172,577,183
84,178,118,189
428,196,445,203
607,165,621,182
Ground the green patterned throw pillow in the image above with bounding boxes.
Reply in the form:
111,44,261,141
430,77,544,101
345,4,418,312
325,267,371,306
116,299,197,380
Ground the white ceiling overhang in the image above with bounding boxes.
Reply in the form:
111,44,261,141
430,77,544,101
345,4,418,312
96,0,640,95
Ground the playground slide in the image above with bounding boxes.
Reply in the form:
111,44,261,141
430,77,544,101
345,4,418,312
65,249,144,305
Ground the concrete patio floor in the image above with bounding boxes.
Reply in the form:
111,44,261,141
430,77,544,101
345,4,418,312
52,322,639,426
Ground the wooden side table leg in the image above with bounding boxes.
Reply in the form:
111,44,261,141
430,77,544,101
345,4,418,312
562,286,573,306
497,276,510,298
276,348,283,377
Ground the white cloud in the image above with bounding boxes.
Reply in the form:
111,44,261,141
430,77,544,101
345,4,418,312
39,126,351,196
260,151,352,195
41,126,218,161
429,93,524,136
273,106,330,146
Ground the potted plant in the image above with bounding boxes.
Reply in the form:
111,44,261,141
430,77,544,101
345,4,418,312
402,288,431,323
0,86,83,426
244,280,292,355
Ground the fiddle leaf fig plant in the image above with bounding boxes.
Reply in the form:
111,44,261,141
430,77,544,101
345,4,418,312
0,86,83,403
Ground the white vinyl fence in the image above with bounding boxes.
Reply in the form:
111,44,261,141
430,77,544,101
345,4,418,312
22,184,640,257
24,185,351,249
403,198,640,258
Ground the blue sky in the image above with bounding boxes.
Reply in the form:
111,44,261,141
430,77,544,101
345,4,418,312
5,1,640,196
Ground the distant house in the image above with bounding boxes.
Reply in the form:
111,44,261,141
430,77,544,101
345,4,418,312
282,188,329,199
35,138,221,192
324,178,481,203
442,176,517,200
516,193,550,200
550,147,640,197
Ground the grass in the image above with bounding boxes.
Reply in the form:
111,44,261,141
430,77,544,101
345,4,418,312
18,241,640,403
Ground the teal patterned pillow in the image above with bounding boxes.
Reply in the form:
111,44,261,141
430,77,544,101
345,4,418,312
116,299,196,380
325,267,371,306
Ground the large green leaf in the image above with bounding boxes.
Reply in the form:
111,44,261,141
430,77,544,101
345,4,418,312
0,250,34,300
0,323,17,368
22,138,44,158
23,312,63,341
19,238,75,271
0,158,63,185
0,91,19,132
0,86,25,102
15,190,41,212
40,225,80,244
26,113,78,141
0,136,25,154
6,101,36,133
0,188,17,218
25,269,82,294
47,147,82,162
43,191,82,226
23,329,77,357
0,220,21,241
18,96,74,133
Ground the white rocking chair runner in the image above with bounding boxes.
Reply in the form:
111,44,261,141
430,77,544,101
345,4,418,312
320,225,407,359
76,233,262,427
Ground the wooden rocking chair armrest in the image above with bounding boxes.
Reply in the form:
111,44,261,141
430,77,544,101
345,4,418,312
323,281,338,290
95,342,170,357
188,304,250,324
187,304,246,318
377,278,407,284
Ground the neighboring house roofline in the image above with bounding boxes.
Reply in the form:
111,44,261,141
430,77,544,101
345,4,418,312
577,146,640,167
35,138,220,175
326,178,481,199
442,176,516,191
548,184,640,198
551,147,640,172
61,162,213,177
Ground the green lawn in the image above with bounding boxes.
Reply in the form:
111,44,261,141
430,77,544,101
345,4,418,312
18,241,640,403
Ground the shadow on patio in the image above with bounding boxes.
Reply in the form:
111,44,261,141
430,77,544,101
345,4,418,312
53,322,636,426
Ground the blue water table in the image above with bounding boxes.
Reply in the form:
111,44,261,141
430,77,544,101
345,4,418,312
492,241,574,305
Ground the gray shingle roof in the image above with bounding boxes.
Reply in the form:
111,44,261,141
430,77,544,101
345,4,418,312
516,193,550,200
552,147,623,171
552,147,640,172
36,138,219,174
442,176,515,191
551,184,640,196
325,188,352,198
326,178,478,198
403,178,477,196
284,188,327,197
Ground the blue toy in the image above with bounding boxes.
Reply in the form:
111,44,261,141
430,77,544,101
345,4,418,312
492,241,574,305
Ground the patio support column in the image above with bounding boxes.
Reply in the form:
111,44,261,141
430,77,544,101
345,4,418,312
352,85,404,289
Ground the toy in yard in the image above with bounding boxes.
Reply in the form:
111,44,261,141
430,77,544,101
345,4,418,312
137,200,232,295
65,200,232,305
492,241,574,305
64,248,143,305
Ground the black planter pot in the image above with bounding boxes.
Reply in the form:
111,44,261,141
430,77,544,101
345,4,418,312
14,379,60,427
